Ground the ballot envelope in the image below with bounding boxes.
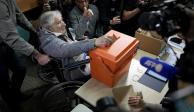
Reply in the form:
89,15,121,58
89,30,139,87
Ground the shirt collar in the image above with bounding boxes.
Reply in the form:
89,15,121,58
53,32,63,36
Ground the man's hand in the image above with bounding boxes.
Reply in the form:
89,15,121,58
128,96,145,108
94,36,113,47
32,50,50,65
83,7,94,17
36,54,50,65
110,16,121,25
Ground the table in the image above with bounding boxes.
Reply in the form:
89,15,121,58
75,50,169,107
71,104,93,112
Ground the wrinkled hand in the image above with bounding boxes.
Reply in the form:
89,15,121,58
128,96,145,108
95,36,113,47
110,16,121,25
35,53,50,65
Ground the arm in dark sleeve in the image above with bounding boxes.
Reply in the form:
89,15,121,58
97,0,111,25
0,1,34,56
123,0,138,11
14,0,35,32
122,0,140,21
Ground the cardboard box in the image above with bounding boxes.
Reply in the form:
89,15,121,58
89,30,139,87
135,29,166,55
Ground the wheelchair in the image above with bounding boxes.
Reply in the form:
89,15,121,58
37,57,90,112
38,57,90,84
41,81,84,112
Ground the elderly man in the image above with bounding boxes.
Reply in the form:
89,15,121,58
38,10,112,81
42,0,74,27
69,0,103,40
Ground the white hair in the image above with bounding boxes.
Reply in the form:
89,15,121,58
39,10,62,29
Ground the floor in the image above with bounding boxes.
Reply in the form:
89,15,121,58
20,58,50,112
0,55,89,112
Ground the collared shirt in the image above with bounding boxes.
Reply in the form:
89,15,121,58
53,31,75,43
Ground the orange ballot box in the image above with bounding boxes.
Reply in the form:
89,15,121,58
89,30,139,87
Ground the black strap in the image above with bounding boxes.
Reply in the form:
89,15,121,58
66,27,74,41
58,35,67,42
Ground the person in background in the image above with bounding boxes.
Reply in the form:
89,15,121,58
69,0,103,40
120,0,152,37
38,10,112,81
0,0,50,111
128,5,194,112
42,0,74,27
93,0,122,34
120,0,142,37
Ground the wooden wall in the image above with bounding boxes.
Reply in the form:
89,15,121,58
16,0,41,12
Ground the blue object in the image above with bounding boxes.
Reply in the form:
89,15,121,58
140,56,177,80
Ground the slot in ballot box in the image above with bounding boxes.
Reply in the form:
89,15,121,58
89,30,139,87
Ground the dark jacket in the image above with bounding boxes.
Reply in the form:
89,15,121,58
94,0,122,33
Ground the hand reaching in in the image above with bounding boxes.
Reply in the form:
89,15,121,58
94,36,113,47
128,96,145,108
83,7,94,18
110,16,121,25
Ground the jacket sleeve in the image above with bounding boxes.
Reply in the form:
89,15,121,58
14,0,35,32
40,34,95,58
0,1,34,56
69,8,88,40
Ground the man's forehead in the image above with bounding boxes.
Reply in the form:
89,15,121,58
54,16,63,21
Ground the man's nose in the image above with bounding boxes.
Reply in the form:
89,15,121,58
62,21,66,27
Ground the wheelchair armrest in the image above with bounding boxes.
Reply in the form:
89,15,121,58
60,59,90,70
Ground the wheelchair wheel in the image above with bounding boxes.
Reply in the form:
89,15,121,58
41,81,84,112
